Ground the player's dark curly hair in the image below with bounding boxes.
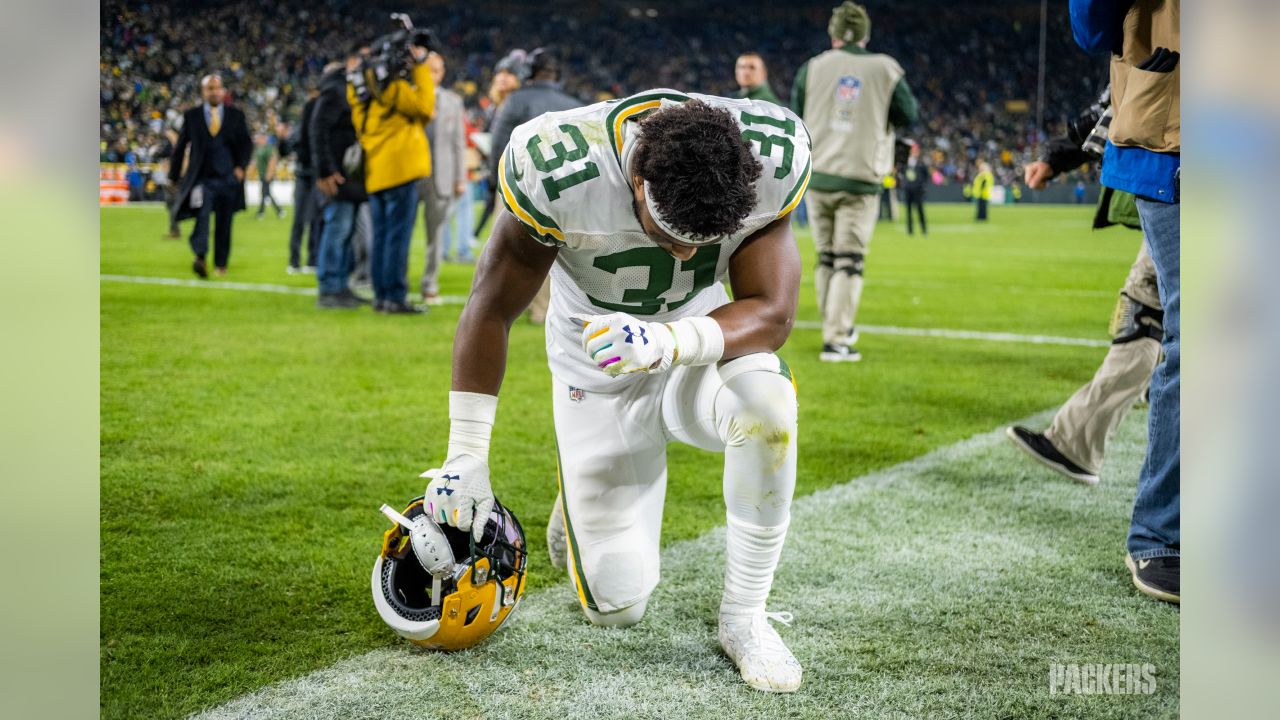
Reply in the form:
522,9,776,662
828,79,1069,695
632,101,763,239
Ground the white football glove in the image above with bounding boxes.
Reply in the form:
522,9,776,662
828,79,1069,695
571,312,676,377
421,454,494,542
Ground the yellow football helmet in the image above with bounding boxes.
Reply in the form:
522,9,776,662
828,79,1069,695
372,496,527,651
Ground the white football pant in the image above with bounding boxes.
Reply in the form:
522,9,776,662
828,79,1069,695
550,352,797,624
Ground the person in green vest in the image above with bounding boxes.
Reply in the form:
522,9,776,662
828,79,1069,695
972,160,994,221
791,1,918,363
734,52,783,106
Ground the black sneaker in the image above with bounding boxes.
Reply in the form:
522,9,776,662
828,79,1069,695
1126,554,1179,604
1005,426,1099,485
317,292,363,309
335,288,371,305
819,343,861,363
380,301,425,315
192,257,208,279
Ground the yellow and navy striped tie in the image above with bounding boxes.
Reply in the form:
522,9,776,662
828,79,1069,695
208,107,221,136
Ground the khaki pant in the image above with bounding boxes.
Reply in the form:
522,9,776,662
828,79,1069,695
807,190,880,346
1045,244,1161,474
418,178,453,298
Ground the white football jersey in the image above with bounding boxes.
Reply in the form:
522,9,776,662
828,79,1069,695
496,89,811,391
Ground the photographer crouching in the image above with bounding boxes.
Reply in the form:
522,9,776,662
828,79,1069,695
348,15,437,314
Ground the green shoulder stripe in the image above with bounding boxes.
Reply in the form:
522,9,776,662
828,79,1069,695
779,157,812,216
501,146,566,247
605,90,692,165
776,355,795,387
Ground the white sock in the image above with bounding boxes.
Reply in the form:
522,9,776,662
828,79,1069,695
721,514,789,616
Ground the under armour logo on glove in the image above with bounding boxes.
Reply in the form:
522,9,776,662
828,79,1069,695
435,473,459,495
571,312,675,377
623,325,648,345
422,459,494,542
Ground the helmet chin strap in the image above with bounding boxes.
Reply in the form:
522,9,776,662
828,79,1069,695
379,504,414,529
380,504,457,593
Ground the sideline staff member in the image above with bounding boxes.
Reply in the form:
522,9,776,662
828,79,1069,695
792,2,917,363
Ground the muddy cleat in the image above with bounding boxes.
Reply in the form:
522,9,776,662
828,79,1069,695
1005,426,1099,485
719,610,803,693
547,494,568,571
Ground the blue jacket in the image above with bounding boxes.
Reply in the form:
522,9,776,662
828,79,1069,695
1070,0,1180,203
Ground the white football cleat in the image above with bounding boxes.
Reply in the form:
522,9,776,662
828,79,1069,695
719,610,803,693
547,494,568,571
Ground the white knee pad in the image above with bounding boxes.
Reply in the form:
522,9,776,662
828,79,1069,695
715,354,798,527
583,597,649,628
715,353,799,449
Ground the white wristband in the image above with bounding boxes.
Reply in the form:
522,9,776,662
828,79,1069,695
668,316,725,367
446,391,498,463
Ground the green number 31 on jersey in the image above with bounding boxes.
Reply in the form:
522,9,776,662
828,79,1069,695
739,111,797,180
526,125,601,201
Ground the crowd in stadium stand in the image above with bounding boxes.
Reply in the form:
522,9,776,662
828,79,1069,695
101,0,1105,190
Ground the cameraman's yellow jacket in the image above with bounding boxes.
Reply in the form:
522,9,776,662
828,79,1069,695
348,62,435,194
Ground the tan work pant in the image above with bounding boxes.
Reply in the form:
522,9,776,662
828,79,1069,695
806,190,880,346
1045,243,1161,474
418,178,453,298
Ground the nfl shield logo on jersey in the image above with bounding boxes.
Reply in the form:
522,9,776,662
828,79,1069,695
836,76,861,102
568,386,586,403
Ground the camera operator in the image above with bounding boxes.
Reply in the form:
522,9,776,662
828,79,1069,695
349,25,436,314
1072,0,1181,604
311,48,370,309
1010,84,1162,495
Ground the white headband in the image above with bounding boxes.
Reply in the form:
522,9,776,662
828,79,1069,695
643,180,723,247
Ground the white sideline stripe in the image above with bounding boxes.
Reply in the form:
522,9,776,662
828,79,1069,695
792,321,1110,348
102,274,317,296
101,274,1108,349
191,411,1060,720
99,274,469,304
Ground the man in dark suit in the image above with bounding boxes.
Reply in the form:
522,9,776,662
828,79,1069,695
900,142,929,235
170,74,253,278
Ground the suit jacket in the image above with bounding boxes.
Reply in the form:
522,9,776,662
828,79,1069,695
170,104,253,221
901,159,929,194
425,88,467,197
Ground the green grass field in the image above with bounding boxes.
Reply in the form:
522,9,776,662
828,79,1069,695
101,202,1178,718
